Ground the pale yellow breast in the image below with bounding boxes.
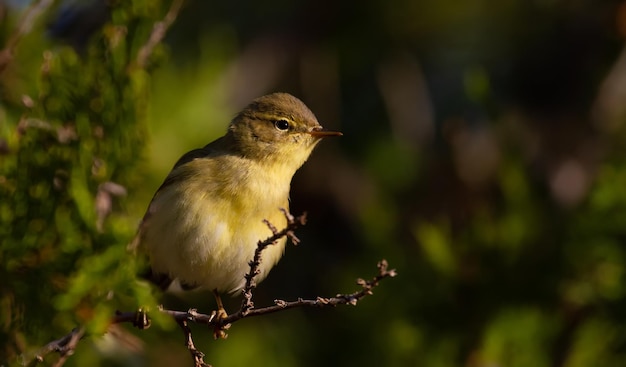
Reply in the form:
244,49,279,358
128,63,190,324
142,155,292,293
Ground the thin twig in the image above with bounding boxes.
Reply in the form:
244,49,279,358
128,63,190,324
238,210,307,317
111,259,397,326
0,0,55,74
177,318,211,367
134,0,185,69
240,259,398,317
31,327,85,367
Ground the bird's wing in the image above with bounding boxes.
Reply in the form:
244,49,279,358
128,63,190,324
131,137,233,290
128,143,216,254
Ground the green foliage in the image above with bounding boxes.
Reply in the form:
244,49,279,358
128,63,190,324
0,1,166,363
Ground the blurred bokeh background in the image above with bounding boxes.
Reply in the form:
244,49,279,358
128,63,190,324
2,0,626,366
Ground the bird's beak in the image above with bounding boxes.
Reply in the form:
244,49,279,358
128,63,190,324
308,127,343,138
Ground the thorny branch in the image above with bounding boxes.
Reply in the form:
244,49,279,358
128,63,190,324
177,319,211,367
31,210,396,367
239,208,306,316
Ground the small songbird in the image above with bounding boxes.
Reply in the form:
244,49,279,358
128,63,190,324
135,93,341,315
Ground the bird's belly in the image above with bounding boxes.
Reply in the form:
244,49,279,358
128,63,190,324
144,187,287,293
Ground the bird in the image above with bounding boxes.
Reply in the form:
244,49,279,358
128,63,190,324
134,92,342,319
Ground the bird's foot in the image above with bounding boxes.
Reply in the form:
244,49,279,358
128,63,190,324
211,290,230,339
211,307,230,339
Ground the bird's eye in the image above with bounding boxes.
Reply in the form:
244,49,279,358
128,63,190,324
274,119,290,131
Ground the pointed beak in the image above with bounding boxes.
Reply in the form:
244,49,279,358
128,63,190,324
308,127,343,138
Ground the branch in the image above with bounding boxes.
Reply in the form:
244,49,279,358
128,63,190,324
113,259,396,333
30,327,85,367
238,208,306,316
0,0,55,74
177,319,211,367
30,210,397,366
233,259,398,318
133,0,185,69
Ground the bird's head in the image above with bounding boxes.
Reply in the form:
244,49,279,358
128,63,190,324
229,93,342,169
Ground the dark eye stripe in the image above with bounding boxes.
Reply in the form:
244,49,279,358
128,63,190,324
274,119,290,131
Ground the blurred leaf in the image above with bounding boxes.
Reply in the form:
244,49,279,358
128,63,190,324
413,221,456,276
